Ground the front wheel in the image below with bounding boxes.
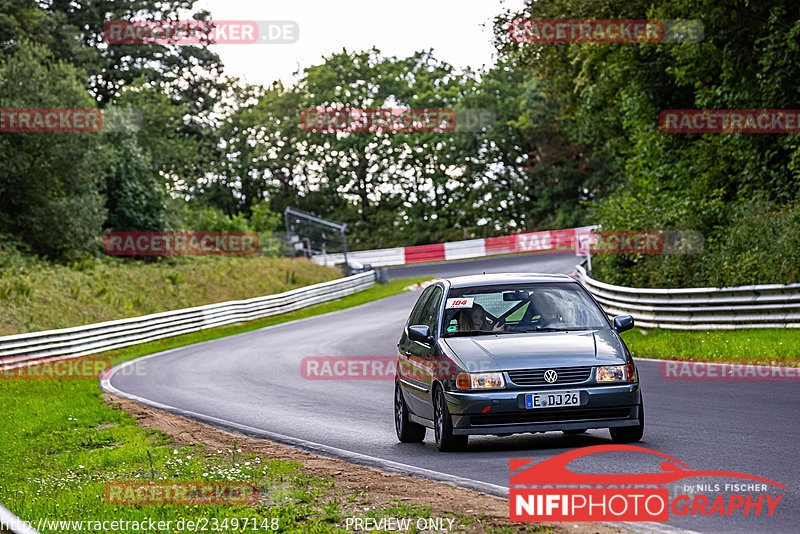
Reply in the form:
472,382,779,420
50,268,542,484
395,382,425,443
433,387,468,452
610,402,644,443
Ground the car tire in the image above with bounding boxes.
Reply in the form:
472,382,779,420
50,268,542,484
395,382,425,443
610,401,644,443
433,387,468,452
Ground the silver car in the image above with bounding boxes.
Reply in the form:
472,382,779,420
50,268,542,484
394,273,643,452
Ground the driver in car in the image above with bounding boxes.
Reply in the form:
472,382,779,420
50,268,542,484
532,292,565,327
457,303,505,332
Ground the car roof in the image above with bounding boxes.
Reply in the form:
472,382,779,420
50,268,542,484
443,272,575,288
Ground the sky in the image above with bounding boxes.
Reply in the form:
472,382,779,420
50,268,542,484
196,0,528,86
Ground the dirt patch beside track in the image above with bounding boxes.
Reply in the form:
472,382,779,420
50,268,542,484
105,393,625,533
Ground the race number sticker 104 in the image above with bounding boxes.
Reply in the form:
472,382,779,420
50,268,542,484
446,297,474,309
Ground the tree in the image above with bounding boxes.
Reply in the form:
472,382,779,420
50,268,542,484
0,40,108,258
102,134,167,232
496,0,800,285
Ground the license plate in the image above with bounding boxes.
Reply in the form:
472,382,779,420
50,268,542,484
525,390,582,409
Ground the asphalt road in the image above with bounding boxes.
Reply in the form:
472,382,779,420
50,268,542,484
105,253,798,534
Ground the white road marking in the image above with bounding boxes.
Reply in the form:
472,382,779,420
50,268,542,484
101,351,697,534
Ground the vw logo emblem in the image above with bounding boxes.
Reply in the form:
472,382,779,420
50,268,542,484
544,369,558,383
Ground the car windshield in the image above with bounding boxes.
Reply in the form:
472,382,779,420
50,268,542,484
442,282,608,336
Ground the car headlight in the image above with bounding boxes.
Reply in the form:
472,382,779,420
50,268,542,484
455,372,505,390
596,364,635,382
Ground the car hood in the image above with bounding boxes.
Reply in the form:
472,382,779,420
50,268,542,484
442,330,626,372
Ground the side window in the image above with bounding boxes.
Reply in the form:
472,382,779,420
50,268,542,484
418,286,444,334
408,286,435,326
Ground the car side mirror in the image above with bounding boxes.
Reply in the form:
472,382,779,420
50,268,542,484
408,325,431,343
613,315,634,333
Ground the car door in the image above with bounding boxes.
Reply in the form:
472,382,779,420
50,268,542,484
397,286,435,413
403,285,443,420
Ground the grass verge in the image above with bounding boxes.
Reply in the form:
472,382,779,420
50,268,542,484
0,255,340,336
622,328,800,366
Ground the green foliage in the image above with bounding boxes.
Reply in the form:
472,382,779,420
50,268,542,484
0,40,108,259
498,0,800,286
4,0,796,287
114,81,208,190
204,49,601,249
597,200,800,287
6,0,226,107
103,134,168,232
250,202,281,233
466,56,615,232
1,1,222,261
175,203,253,233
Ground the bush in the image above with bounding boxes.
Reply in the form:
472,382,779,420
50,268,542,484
592,201,800,288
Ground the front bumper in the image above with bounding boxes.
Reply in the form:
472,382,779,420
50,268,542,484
445,383,641,436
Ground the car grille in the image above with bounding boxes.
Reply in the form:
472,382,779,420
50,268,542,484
469,407,632,427
507,366,593,386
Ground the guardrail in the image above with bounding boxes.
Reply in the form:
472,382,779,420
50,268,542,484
0,502,38,534
0,272,375,371
574,264,800,330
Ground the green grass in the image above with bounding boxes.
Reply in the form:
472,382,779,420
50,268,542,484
0,277,441,533
0,255,341,336
622,328,800,366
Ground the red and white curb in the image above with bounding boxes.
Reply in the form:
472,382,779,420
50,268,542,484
315,227,588,268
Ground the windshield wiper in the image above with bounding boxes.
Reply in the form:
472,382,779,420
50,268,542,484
521,327,591,332
447,329,511,337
